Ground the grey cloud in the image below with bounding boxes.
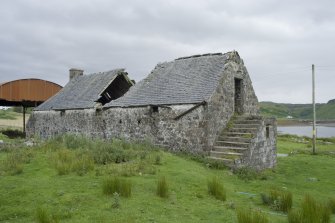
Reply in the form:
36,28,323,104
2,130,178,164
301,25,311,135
0,0,334,103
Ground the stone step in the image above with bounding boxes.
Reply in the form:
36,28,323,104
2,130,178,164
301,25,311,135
234,120,261,125
216,141,249,148
230,127,257,133
218,136,251,143
221,132,255,137
213,145,248,152
210,151,243,157
233,123,260,128
235,116,262,121
206,156,234,163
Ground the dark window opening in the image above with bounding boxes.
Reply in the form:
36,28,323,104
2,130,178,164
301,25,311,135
137,119,141,124
95,109,102,116
266,125,270,138
119,120,122,124
60,110,65,116
96,74,133,105
152,106,159,113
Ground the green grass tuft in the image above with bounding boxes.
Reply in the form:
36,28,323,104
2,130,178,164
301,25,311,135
288,194,331,223
328,197,335,214
35,207,59,223
261,188,292,212
156,176,169,198
237,208,269,223
207,176,226,201
301,194,331,223
102,177,132,198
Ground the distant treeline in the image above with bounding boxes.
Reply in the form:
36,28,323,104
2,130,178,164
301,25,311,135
260,99,335,120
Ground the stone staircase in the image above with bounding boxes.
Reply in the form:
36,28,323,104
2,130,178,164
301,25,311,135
208,115,262,166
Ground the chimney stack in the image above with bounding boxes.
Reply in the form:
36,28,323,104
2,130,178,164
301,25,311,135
69,68,84,81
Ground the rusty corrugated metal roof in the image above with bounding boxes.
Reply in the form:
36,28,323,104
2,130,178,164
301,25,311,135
0,78,62,106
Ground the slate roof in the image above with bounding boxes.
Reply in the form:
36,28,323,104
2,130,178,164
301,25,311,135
105,53,229,107
36,69,126,111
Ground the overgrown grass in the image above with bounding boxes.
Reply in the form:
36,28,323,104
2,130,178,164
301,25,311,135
207,176,226,201
0,134,334,222
236,208,269,223
1,148,33,175
156,176,168,198
102,177,132,198
52,149,95,175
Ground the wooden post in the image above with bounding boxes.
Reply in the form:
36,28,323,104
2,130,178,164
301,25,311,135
312,64,316,154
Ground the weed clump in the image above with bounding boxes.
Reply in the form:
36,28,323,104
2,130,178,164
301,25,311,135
112,192,120,209
261,188,292,212
102,177,132,198
234,166,258,181
156,176,169,198
237,208,269,223
207,176,226,201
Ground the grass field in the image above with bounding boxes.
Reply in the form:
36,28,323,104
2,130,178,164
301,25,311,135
0,110,29,130
0,134,334,223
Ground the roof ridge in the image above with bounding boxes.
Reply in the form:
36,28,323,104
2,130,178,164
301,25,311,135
175,53,223,61
86,68,125,77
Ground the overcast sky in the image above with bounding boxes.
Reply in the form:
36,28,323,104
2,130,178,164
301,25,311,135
0,0,334,103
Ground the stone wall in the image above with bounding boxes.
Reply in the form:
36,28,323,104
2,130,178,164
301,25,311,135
240,117,277,170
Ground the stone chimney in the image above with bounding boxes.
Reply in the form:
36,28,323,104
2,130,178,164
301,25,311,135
69,68,84,81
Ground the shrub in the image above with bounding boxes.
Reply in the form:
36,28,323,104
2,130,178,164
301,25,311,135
102,177,132,198
92,141,131,164
207,176,226,201
261,188,292,212
156,176,169,198
237,208,269,223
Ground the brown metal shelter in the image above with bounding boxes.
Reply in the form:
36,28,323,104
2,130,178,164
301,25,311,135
0,78,62,132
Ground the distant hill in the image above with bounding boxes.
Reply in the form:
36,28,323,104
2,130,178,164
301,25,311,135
260,99,335,120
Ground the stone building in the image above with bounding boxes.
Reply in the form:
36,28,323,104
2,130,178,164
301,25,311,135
27,51,276,169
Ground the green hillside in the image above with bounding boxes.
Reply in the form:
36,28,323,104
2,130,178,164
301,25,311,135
260,99,335,120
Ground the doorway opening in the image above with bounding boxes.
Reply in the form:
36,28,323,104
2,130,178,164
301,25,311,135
234,78,243,114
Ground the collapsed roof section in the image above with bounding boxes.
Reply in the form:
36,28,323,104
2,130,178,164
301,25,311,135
104,53,230,108
36,69,133,111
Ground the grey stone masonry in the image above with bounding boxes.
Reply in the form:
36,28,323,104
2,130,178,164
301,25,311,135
26,51,276,169
209,115,276,170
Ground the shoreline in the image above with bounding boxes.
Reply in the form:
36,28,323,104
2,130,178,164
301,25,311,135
277,119,335,127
